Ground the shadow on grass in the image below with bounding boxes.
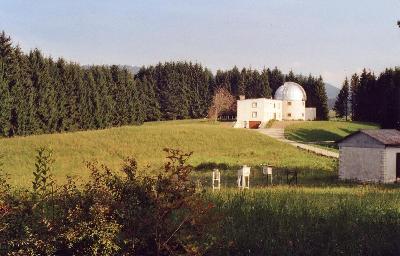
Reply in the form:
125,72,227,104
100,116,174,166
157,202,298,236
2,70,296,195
287,128,342,142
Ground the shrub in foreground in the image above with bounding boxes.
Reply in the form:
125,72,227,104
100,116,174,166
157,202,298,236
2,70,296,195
0,148,215,255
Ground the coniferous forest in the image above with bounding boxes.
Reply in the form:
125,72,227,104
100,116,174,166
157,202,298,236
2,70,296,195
0,31,331,137
334,69,400,129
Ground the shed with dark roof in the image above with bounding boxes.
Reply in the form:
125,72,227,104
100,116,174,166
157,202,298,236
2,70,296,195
337,129,400,183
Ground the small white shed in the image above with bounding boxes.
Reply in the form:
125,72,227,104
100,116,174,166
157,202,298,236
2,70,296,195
337,129,400,183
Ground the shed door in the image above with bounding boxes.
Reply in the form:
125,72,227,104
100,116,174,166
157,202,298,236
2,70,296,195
397,153,400,179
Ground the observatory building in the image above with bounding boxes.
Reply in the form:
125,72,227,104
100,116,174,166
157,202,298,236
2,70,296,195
234,82,316,129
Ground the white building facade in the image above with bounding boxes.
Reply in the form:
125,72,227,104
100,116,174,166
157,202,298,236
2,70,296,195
234,82,316,129
337,130,400,183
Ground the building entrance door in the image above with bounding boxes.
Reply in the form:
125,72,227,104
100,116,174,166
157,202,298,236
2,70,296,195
397,153,400,180
248,121,261,129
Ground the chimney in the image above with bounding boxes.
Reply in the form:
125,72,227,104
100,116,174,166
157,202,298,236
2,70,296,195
239,95,245,100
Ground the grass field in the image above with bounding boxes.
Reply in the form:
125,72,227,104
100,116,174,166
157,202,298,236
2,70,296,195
0,120,337,188
284,121,379,151
208,186,400,254
2,120,400,254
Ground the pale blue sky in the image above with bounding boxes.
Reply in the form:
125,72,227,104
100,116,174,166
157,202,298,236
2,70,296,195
1,0,399,86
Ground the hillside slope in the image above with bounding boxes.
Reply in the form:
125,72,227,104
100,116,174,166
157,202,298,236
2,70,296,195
0,120,336,187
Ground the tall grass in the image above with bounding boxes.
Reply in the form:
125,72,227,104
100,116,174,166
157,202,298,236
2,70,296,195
208,187,400,255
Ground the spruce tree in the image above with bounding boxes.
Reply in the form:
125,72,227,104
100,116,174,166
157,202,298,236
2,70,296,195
53,58,69,132
350,73,359,121
0,61,10,136
267,67,284,95
285,70,296,82
229,66,241,96
12,46,36,135
333,78,350,120
315,76,329,120
29,51,57,133
260,69,271,98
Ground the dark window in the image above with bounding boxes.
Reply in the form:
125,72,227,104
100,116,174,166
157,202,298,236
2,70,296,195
396,153,400,179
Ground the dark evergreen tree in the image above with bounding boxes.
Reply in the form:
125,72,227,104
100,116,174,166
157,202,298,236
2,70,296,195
267,67,284,95
53,59,69,132
350,73,359,121
285,70,296,82
29,49,57,133
14,46,36,135
260,69,271,98
315,76,329,120
0,61,10,136
333,77,350,120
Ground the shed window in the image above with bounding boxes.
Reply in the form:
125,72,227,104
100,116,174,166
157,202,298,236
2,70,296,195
252,102,257,108
252,112,257,118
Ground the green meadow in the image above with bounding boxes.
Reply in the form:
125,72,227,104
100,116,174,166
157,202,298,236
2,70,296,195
0,120,337,188
1,120,400,254
284,121,379,151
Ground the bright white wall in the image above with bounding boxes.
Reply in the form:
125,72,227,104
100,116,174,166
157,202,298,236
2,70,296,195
384,147,400,182
236,98,282,128
282,100,305,120
339,146,385,182
305,108,316,120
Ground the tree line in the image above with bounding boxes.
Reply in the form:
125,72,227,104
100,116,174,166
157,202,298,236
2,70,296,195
0,32,144,137
334,68,400,129
213,67,329,120
0,31,329,137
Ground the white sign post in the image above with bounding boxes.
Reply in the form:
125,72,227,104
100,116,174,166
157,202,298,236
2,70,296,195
238,165,250,190
212,169,221,191
262,165,273,185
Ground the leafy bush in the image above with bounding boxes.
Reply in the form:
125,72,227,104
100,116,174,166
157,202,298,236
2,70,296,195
0,148,216,255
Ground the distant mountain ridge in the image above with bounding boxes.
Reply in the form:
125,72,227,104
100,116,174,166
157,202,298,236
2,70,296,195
325,83,340,99
325,83,340,109
82,64,141,75
120,65,141,75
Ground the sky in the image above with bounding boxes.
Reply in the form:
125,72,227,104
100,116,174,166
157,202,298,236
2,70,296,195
1,0,399,87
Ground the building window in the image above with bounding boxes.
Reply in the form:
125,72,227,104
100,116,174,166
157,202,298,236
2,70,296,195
302,113,304,117
274,103,275,108
287,113,291,117
252,112,257,118
288,101,292,106
252,102,257,108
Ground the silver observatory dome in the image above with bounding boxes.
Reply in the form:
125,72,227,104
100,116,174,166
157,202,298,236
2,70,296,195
274,82,307,101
